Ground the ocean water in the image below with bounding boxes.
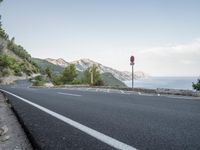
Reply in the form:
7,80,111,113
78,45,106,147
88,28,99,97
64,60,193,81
124,77,199,90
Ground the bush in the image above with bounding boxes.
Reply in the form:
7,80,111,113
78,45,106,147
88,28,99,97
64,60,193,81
0,55,15,68
94,79,104,86
14,70,22,76
2,68,11,76
32,80,44,86
192,79,200,91
52,75,63,85
19,61,33,76
32,75,45,86
71,79,82,85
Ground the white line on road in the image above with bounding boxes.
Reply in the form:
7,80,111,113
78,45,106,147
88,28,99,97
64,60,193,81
0,89,137,150
57,92,82,97
120,90,125,94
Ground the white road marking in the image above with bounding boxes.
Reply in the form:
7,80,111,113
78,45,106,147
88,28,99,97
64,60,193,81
0,89,137,150
120,90,125,94
57,92,82,97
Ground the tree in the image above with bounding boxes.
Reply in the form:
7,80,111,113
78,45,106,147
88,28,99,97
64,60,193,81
62,64,77,84
52,75,63,85
83,68,91,84
0,0,3,30
193,78,200,91
45,66,52,79
11,37,15,43
83,64,104,86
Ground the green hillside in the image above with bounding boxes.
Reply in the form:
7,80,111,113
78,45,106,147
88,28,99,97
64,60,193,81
101,72,127,87
0,37,39,77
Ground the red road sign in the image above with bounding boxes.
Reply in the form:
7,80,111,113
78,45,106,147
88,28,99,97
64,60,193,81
130,56,135,65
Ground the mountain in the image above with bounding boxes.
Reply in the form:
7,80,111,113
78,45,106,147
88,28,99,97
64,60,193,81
122,71,149,80
34,57,148,87
45,58,148,81
45,58,69,67
44,58,148,81
70,58,148,81
32,58,64,74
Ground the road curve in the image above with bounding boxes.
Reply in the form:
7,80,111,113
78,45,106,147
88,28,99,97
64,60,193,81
1,87,200,150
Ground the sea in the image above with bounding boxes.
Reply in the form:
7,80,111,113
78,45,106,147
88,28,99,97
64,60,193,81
124,76,199,90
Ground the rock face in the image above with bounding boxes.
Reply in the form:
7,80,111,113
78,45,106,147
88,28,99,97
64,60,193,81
45,58,69,67
46,58,149,81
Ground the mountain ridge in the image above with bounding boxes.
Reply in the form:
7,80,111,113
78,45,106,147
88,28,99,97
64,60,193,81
45,58,149,81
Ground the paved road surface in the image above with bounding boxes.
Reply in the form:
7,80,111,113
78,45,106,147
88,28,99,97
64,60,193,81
0,86,200,150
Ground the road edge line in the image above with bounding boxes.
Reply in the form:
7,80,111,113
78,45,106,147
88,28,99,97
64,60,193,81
0,89,137,150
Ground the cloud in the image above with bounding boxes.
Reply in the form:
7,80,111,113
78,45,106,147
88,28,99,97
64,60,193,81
136,39,200,76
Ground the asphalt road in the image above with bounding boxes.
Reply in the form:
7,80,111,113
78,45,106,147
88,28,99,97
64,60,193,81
0,86,200,150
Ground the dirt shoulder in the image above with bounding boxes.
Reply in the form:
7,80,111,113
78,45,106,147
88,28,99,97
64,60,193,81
0,92,33,150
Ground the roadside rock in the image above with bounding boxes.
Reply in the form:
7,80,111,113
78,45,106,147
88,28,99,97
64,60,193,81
156,88,200,97
44,82,54,88
0,73,40,85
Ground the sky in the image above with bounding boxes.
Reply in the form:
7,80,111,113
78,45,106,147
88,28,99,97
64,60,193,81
0,0,200,76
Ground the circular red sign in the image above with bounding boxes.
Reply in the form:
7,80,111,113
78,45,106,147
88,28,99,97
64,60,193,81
130,56,135,63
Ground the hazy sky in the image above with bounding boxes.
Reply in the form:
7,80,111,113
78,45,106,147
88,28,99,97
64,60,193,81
1,0,200,76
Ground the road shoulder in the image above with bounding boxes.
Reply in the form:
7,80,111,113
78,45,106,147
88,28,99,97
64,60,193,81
0,92,33,150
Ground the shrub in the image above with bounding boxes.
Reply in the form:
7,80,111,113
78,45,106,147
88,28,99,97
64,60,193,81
32,75,45,86
2,68,11,76
71,79,82,85
52,75,63,85
94,79,104,86
32,80,44,86
193,79,200,91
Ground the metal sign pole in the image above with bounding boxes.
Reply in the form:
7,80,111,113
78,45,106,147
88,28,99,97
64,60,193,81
130,55,135,90
132,64,134,89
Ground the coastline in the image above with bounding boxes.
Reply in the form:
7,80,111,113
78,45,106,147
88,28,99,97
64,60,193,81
124,76,199,90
